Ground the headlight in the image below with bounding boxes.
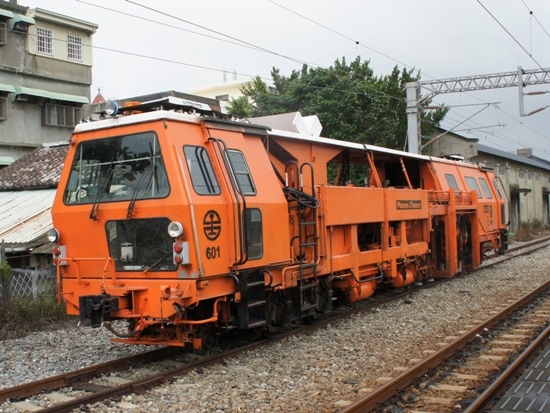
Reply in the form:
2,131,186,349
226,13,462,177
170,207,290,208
168,221,183,238
47,228,60,243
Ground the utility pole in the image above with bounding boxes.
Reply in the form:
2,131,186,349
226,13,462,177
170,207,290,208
407,66,550,154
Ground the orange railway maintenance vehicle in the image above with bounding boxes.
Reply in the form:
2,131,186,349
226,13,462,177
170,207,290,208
49,97,509,349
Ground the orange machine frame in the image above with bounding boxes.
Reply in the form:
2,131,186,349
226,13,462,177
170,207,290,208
50,98,508,349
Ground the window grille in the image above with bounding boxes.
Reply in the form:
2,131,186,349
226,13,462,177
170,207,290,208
519,170,525,178
498,165,505,175
37,26,53,54
0,22,6,46
0,97,7,120
67,34,82,60
42,103,80,128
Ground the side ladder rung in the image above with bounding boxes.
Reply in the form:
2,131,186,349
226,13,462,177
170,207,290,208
246,280,265,288
247,300,266,309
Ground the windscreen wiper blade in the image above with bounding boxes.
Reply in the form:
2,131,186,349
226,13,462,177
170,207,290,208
89,167,114,220
127,166,153,218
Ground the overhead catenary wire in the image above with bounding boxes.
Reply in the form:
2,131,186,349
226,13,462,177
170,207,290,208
76,0,316,63
477,0,544,69
267,0,550,156
72,0,410,107
124,0,320,68
520,0,550,41
15,0,550,158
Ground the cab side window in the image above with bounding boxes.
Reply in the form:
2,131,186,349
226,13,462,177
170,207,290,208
445,174,459,191
227,149,256,195
245,208,263,259
465,176,482,198
478,178,493,199
184,145,220,195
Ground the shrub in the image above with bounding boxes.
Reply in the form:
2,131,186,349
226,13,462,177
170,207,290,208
0,293,68,340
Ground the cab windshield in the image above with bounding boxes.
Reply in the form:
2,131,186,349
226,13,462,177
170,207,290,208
64,132,169,205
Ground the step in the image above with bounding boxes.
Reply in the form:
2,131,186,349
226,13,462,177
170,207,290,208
247,300,266,309
246,280,265,288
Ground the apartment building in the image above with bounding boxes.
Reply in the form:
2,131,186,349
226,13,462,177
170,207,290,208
0,0,97,165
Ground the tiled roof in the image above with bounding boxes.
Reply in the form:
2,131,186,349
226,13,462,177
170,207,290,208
0,143,68,190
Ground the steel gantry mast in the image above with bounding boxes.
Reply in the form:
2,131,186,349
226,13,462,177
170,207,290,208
407,66,550,154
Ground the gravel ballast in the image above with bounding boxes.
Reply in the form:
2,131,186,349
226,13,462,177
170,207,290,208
1,244,549,412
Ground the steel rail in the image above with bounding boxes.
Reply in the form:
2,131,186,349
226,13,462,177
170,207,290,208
339,278,550,413
0,346,182,404
3,237,549,412
462,324,550,413
35,337,276,413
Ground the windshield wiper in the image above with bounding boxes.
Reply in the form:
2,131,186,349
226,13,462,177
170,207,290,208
127,165,153,218
142,250,172,273
89,167,114,220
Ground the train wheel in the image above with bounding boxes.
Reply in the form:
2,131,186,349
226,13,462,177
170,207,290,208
198,327,218,351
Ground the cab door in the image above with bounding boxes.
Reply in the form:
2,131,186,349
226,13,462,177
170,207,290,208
178,141,234,278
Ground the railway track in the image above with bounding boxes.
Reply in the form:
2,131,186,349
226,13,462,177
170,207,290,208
339,279,550,413
1,237,549,413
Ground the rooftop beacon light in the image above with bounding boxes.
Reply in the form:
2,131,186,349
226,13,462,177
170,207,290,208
104,100,118,117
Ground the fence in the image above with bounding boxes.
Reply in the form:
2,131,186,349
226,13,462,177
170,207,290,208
0,267,57,303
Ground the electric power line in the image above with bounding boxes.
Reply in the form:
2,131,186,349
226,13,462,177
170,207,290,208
268,0,550,157
477,0,544,69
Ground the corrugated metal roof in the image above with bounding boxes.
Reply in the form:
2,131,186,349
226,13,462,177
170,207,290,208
0,189,56,244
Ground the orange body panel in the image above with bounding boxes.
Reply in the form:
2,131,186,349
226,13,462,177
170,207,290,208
50,101,508,349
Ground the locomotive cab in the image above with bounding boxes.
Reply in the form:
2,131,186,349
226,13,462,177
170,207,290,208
51,98,292,348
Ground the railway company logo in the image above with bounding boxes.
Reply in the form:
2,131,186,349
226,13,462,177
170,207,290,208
396,200,422,210
203,210,221,241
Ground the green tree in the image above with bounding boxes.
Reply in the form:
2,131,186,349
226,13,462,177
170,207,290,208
226,96,254,118
231,57,446,151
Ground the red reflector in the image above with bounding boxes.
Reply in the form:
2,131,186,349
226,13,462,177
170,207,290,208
53,257,59,266
173,242,184,254
173,254,183,264
52,247,61,256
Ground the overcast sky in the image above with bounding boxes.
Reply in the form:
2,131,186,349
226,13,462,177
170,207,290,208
20,0,550,160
